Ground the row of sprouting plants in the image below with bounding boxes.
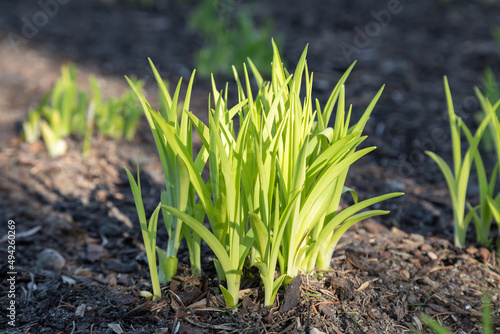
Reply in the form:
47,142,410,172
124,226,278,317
21,64,144,157
102,0,278,78
124,41,404,307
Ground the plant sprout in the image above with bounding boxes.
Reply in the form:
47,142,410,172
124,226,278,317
126,61,205,283
426,76,491,247
124,159,162,300
475,88,500,237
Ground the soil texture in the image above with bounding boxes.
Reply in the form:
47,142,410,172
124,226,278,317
0,0,499,333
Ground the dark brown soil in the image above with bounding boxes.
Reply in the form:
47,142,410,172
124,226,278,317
0,1,500,333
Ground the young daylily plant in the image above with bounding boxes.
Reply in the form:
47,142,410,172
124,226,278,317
124,160,162,299
474,88,500,239
126,41,401,307
126,61,205,284
426,77,492,247
40,64,86,156
477,68,500,153
158,80,256,307
239,44,401,306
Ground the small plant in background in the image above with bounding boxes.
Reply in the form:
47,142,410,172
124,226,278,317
21,92,50,144
482,68,500,103
189,0,279,78
93,77,144,141
125,160,163,299
475,87,500,238
126,40,402,307
38,64,87,156
476,68,499,153
21,63,144,157
426,77,492,248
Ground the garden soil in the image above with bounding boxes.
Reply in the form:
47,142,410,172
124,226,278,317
0,0,499,333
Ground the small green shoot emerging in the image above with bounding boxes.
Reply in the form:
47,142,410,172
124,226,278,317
126,62,204,283
476,84,500,239
427,75,500,247
124,157,162,300
426,76,491,247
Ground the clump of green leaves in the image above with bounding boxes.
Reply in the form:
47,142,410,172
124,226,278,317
475,86,500,242
426,77,491,247
472,69,500,248
427,76,500,247
493,26,500,56
21,64,144,157
35,64,87,157
475,68,499,153
91,76,144,141
189,0,279,78
125,60,203,287
126,41,401,307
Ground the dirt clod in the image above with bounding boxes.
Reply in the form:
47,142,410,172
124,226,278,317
36,248,66,270
280,275,303,313
330,277,355,301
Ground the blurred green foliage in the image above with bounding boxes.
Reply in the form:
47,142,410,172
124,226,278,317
22,63,144,157
189,0,281,77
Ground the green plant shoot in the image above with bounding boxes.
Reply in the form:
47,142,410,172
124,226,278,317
159,83,256,307
126,61,205,283
426,76,491,247
476,68,500,153
22,92,50,144
475,88,500,236
124,158,162,300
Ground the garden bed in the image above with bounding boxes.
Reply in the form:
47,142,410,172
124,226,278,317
0,0,499,333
